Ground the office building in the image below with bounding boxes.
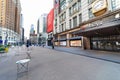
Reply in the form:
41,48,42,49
30,24,34,34
37,13,48,45
0,0,21,45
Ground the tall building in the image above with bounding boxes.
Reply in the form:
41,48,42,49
53,0,120,52
21,27,24,44
29,30,37,45
30,24,34,34
15,0,21,34
20,14,24,45
39,14,47,33
37,19,39,34
37,13,48,45
0,0,21,45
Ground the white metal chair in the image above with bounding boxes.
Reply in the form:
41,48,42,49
16,59,30,73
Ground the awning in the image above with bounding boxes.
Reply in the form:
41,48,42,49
69,36,82,40
59,38,67,41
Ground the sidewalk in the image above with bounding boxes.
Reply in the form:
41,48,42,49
45,46,120,64
16,46,120,80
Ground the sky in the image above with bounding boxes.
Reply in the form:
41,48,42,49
20,0,53,39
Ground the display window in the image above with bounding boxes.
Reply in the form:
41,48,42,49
60,41,66,46
91,35,120,51
70,40,82,47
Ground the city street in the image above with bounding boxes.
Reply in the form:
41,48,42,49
0,46,120,80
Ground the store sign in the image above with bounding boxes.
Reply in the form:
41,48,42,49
92,0,107,16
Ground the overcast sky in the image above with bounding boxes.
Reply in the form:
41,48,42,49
20,0,53,38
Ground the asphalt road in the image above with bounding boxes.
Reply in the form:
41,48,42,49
0,46,120,80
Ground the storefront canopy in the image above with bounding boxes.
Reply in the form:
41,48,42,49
73,18,120,37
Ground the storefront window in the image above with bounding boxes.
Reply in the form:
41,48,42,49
98,41,105,50
116,41,120,51
92,41,97,49
70,40,82,47
104,42,113,50
60,41,66,46
91,35,120,51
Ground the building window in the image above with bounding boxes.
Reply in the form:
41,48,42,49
88,0,95,4
61,24,64,32
78,0,81,10
69,3,78,16
111,0,120,10
88,8,94,19
59,16,61,22
73,16,77,27
79,14,82,24
55,19,57,26
69,7,72,16
63,12,66,20
63,22,66,31
59,25,62,32
60,0,66,12
69,19,72,29
55,9,57,17
59,12,66,22
73,3,78,13
60,23,66,32
68,0,73,4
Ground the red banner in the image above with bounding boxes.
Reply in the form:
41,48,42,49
47,8,54,33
